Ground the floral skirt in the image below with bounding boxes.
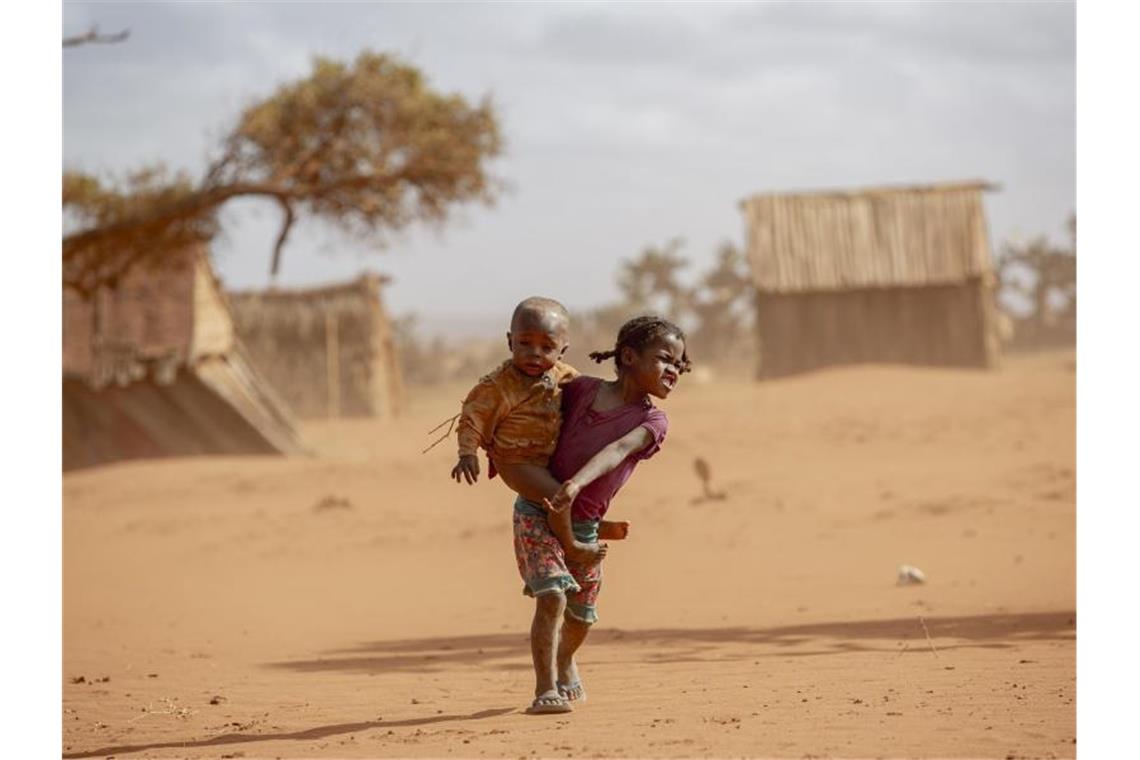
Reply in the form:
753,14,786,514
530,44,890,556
513,497,602,624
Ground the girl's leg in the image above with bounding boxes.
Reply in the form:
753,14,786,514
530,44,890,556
556,615,591,700
531,592,567,701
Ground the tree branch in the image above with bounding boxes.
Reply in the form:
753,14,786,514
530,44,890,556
270,198,296,279
63,26,130,48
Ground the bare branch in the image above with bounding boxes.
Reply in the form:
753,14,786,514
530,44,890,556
62,172,415,262
269,199,297,278
63,26,130,48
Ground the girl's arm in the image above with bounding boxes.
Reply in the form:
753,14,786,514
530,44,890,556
496,463,589,559
543,426,654,513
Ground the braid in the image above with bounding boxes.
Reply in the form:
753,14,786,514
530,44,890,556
591,315,693,375
588,349,617,363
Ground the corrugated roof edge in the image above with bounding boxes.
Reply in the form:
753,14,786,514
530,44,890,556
738,179,1001,208
227,271,393,300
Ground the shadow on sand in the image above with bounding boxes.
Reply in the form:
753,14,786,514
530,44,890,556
65,612,1073,758
62,707,517,759
267,610,1075,675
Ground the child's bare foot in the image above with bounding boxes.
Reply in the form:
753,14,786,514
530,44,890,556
598,520,630,540
566,541,607,564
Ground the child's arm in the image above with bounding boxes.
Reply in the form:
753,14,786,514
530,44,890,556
543,426,654,513
451,381,507,485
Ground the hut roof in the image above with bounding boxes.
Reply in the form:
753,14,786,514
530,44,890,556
740,180,999,293
227,273,392,337
228,272,391,302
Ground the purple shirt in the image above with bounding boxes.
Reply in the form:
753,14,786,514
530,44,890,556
549,376,669,522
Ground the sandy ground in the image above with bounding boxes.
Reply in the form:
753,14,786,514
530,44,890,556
62,351,1075,759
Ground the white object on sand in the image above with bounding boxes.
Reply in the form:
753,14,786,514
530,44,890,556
897,564,927,585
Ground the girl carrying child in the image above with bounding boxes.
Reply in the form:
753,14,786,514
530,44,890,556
499,315,691,714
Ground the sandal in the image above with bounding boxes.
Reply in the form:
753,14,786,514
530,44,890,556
525,691,572,714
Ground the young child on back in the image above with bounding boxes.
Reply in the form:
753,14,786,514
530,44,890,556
450,297,620,561
501,316,691,715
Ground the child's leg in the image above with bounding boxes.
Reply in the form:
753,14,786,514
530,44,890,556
549,502,607,562
531,592,566,698
597,520,630,540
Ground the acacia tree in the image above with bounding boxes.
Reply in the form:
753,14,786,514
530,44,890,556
996,213,1076,331
63,51,502,296
687,241,753,362
615,238,691,319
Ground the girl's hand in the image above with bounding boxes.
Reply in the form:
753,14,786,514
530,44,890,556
451,454,480,485
543,480,580,514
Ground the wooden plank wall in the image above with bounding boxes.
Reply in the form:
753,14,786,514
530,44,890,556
62,246,197,387
755,279,996,378
228,281,402,419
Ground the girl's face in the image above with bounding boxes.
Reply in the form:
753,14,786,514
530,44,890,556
622,334,686,399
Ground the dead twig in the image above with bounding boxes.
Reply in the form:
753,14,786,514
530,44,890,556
128,697,196,723
422,413,461,454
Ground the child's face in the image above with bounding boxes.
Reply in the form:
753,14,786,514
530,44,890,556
622,334,685,399
507,311,569,377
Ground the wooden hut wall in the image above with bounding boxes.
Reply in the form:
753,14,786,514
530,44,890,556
365,291,404,421
189,255,236,358
754,278,996,378
63,247,198,387
229,282,401,419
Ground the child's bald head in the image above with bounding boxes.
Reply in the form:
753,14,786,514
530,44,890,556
510,297,570,337
507,297,571,377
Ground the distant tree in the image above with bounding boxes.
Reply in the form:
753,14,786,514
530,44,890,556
688,241,754,362
615,238,690,319
996,213,1076,329
582,237,755,369
64,51,503,296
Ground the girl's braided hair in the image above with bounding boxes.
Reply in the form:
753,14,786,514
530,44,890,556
588,315,693,374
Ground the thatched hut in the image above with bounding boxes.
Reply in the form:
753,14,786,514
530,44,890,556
63,244,304,470
227,274,404,419
739,180,1002,378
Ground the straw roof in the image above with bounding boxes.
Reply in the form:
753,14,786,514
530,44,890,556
740,180,999,293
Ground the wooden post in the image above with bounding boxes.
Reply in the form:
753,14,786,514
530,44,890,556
325,310,341,418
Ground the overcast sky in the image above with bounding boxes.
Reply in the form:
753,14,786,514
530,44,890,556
62,1,1075,335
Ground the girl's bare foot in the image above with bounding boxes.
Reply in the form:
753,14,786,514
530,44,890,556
598,520,630,540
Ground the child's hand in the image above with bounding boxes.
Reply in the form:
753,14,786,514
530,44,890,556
543,480,581,514
451,454,480,485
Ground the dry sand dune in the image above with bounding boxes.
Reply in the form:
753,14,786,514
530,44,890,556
63,351,1075,759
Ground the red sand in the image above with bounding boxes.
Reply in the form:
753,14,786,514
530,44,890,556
63,351,1075,758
